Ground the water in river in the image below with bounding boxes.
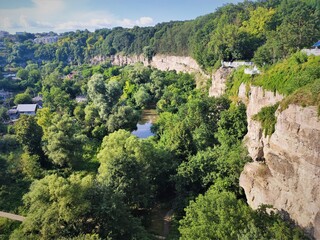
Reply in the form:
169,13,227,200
132,109,158,138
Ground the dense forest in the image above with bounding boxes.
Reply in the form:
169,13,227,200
0,0,319,239
1,0,319,72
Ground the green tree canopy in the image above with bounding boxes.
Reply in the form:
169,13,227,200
14,93,32,105
11,173,149,239
14,115,43,157
44,114,86,168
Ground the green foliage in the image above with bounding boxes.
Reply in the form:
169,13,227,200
106,105,139,133
253,103,279,137
215,103,247,147
20,152,43,180
156,95,230,160
16,69,29,80
13,93,32,105
45,114,87,168
179,188,309,240
226,66,252,97
12,173,149,239
43,86,73,113
1,2,318,238
179,189,252,239
14,115,43,157
281,79,320,115
0,154,30,214
0,218,21,240
134,86,151,108
87,73,122,120
97,130,173,209
254,54,320,95
0,135,20,153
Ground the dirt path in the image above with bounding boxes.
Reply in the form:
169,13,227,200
163,209,174,237
0,211,25,222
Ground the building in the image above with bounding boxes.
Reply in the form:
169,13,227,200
34,36,59,44
244,66,261,75
221,61,253,68
17,104,38,116
32,95,43,107
0,31,9,38
301,40,320,56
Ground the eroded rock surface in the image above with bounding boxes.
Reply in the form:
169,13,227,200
239,84,320,239
209,67,233,97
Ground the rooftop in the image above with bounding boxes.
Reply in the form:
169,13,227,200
17,104,37,112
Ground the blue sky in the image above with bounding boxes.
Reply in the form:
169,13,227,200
0,0,243,33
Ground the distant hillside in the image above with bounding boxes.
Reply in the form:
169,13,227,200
0,0,319,71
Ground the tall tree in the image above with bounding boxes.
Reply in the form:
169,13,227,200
14,115,43,157
97,130,156,208
11,173,149,239
45,114,86,168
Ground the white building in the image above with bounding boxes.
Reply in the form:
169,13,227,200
34,36,59,44
17,104,38,116
244,66,261,75
221,61,253,68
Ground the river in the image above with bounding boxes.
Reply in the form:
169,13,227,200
132,109,158,138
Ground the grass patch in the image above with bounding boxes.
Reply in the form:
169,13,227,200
252,103,279,137
253,53,320,95
280,79,320,116
226,66,253,98
0,218,21,240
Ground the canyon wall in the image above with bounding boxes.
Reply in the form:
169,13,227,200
91,54,209,87
209,67,233,97
238,83,320,239
91,54,209,80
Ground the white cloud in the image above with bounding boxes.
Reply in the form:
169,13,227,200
0,17,13,29
32,0,65,14
54,18,114,32
0,1,154,33
137,17,153,26
118,17,154,28
54,15,154,32
19,15,30,28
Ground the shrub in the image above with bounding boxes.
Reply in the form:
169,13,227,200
253,103,279,136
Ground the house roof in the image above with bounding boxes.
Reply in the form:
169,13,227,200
17,104,37,112
313,40,320,48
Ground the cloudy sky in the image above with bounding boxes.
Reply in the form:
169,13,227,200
0,0,243,33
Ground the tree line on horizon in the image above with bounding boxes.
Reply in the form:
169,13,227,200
0,0,319,72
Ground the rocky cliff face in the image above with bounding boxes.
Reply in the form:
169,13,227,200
91,54,207,75
209,67,233,97
238,83,320,239
103,54,209,87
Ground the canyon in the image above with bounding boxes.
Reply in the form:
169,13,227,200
91,54,209,87
109,54,320,238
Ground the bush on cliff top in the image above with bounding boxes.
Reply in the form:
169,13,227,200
253,53,320,95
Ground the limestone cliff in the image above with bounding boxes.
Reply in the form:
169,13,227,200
238,83,320,239
91,53,207,76
209,67,233,97
98,54,209,87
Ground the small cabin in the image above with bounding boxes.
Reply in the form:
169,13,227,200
17,104,38,116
